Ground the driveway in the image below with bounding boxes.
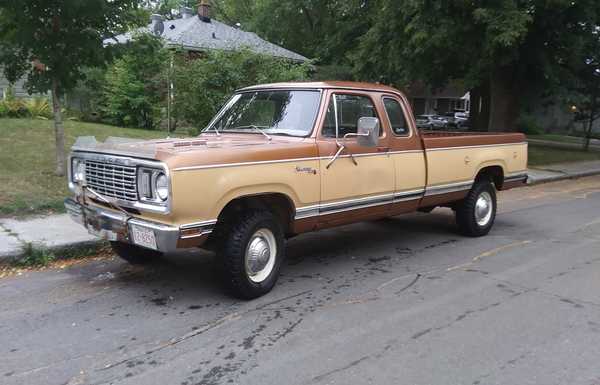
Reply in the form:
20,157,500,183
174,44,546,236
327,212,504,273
2,176,600,385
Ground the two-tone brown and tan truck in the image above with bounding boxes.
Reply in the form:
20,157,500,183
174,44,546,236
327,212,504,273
65,81,528,298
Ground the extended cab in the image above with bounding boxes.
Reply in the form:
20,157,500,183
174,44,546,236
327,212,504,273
65,81,528,298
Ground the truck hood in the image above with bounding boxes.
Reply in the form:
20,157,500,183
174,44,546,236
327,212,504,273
71,133,318,169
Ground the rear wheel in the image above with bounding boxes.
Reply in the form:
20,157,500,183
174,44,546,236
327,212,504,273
217,210,285,299
455,179,497,237
110,241,161,264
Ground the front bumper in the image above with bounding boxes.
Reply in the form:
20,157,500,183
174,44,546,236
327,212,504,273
64,198,209,253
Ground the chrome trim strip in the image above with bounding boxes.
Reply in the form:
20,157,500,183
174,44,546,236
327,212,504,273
294,188,425,220
180,219,218,230
424,180,473,196
393,188,426,202
425,142,527,152
505,171,528,179
180,230,213,239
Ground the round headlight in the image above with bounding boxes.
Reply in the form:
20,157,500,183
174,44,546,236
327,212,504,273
155,173,169,201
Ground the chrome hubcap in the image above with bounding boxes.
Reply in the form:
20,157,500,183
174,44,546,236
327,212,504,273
475,191,493,226
245,228,277,283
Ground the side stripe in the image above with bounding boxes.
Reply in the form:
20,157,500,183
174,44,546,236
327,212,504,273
294,188,426,220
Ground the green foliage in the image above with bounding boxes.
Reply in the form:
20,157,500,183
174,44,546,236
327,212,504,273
1,98,27,118
517,114,543,136
15,243,55,267
171,49,311,130
0,0,143,94
212,0,370,68
25,97,52,119
350,0,600,131
100,34,169,129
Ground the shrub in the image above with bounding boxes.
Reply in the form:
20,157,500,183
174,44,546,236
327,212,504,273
15,243,55,267
100,34,168,129
171,49,312,129
4,98,28,118
517,114,543,135
25,97,52,119
0,101,8,117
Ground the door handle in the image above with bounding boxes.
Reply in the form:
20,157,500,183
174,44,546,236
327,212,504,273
377,147,390,152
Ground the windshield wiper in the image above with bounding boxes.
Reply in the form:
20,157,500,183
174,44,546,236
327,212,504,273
233,125,272,141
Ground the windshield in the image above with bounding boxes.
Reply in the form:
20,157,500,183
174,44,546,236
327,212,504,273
205,90,321,137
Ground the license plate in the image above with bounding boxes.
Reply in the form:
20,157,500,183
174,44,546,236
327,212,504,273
130,224,157,250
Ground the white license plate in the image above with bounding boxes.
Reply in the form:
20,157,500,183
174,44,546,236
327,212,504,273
130,224,158,250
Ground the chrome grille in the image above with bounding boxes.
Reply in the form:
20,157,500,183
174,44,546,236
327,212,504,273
85,160,137,201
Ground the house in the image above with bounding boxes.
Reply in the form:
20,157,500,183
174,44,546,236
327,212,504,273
0,69,34,99
105,2,308,63
405,80,470,116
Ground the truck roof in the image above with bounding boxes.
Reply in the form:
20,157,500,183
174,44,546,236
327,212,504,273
238,81,404,95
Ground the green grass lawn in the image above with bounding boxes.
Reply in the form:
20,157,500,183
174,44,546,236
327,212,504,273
528,134,600,144
0,118,168,217
528,144,600,167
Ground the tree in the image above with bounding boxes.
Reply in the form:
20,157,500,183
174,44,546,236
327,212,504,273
352,0,600,132
567,28,600,150
101,34,168,129
211,0,371,68
171,49,311,131
0,0,141,176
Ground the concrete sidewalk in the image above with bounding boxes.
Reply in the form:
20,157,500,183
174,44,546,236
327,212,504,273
2,160,600,261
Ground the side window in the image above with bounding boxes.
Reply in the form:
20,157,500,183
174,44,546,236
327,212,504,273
322,94,379,138
383,97,409,136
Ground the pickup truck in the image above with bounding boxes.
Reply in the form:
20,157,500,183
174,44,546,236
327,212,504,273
65,81,528,299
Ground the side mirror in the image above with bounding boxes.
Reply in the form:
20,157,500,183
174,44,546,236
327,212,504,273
356,117,380,147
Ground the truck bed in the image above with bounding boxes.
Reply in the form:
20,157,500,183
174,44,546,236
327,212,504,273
418,130,528,202
420,131,526,149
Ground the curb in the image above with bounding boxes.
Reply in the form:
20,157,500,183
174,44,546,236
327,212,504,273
0,240,106,265
527,169,600,186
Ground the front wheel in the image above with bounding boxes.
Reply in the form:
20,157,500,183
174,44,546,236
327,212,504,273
217,210,285,299
455,180,497,237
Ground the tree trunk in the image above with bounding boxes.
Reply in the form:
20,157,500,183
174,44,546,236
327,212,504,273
52,78,66,176
469,80,490,131
584,83,598,152
488,66,519,132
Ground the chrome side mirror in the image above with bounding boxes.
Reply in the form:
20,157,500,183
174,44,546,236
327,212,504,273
356,117,380,147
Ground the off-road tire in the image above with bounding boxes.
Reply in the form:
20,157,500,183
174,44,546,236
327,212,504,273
110,241,161,265
218,210,285,300
455,179,497,237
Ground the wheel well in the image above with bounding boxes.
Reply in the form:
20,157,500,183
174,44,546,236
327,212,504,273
476,166,504,190
217,193,295,235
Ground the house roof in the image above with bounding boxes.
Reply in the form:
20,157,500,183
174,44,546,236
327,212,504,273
105,16,309,63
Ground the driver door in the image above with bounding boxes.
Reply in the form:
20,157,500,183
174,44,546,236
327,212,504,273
316,91,395,228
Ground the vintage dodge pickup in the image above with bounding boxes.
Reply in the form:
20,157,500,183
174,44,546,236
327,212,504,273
65,81,528,298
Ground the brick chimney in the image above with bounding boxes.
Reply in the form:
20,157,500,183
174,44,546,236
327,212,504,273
198,0,211,23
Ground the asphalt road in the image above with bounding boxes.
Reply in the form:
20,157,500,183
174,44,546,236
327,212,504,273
2,176,600,385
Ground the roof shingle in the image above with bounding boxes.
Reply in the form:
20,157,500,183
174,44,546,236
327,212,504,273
106,16,309,63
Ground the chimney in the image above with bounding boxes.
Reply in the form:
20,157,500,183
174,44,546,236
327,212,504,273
150,14,164,36
180,7,193,19
198,0,211,23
